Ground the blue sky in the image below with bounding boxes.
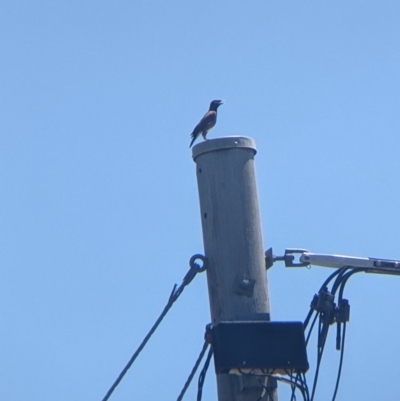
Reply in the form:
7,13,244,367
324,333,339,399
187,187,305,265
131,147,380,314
2,1,400,400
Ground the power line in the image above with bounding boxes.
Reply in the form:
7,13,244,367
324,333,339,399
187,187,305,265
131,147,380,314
101,255,208,401
197,346,213,401
177,338,210,401
332,323,346,401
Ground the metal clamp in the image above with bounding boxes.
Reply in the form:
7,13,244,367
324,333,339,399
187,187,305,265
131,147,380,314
265,248,310,269
182,254,208,287
189,254,208,272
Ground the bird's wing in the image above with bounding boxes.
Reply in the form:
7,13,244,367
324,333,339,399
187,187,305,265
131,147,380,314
190,111,217,139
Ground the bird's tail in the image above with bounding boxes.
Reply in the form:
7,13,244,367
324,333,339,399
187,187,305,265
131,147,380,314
189,131,197,148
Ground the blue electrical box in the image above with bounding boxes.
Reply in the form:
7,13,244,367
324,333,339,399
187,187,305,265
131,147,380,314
211,321,309,375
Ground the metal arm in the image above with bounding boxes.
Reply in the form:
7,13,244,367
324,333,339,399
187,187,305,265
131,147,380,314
266,248,400,276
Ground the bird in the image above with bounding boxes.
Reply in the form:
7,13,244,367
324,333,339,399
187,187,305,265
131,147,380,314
189,100,224,147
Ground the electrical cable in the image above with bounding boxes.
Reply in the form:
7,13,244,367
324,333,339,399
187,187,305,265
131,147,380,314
296,267,352,401
329,266,352,295
101,257,207,401
303,266,347,331
242,371,308,401
290,371,310,401
310,315,329,401
303,308,314,331
288,370,297,401
331,265,400,399
332,323,346,401
300,373,310,401
254,385,267,401
176,340,210,401
309,268,353,400
304,264,349,399
307,263,395,400
295,301,322,401
331,267,364,296
337,270,363,301
330,269,364,400
266,374,309,401
197,346,213,401
305,311,319,347
319,266,348,292
254,376,274,401
310,267,364,400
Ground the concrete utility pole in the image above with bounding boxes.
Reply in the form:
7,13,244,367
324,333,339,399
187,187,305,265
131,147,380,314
192,137,276,401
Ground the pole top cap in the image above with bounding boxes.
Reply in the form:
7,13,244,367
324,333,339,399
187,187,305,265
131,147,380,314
192,136,257,161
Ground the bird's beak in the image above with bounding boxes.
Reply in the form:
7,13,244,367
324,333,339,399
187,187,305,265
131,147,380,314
219,100,225,104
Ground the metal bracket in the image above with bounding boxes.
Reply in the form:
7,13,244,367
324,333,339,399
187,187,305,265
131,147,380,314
189,254,208,272
266,247,400,276
283,248,310,267
265,247,310,269
182,254,208,287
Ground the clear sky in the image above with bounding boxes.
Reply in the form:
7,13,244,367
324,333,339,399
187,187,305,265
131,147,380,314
2,1,400,400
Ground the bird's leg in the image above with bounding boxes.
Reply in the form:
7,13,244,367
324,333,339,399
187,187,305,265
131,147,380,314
202,132,208,141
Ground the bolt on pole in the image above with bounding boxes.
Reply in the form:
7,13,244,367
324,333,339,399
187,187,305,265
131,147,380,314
192,136,277,401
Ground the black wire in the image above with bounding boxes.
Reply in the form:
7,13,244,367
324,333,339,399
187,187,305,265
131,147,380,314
197,346,213,401
298,267,352,401
288,369,296,401
334,270,356,350
300,373,310,401
333,267,369,298
332,268,363,351
245,371,308,401
297,307,320,401
305,311,319,347
338,269,364,302
310,268,364,401
254,376,274,401
329,266,352,295
101,265,202,401
330,269,364,400
319,266,348,292
307,266,350,401
307,266,373,401
331,267,365,296
290,371,310,401
268,375,308,401
304,266,347,332
298,375,310,401
176,341,210,401
101,286,177,401
310,315,328,401
332,323,346,401
254,385,267,401
303,308,314,331
305,264,349,401
319,309,331,350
